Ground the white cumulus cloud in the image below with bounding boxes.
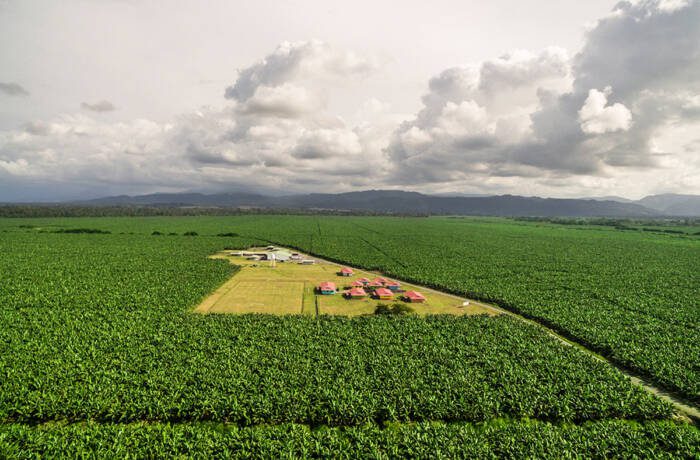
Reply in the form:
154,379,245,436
578,87,632,134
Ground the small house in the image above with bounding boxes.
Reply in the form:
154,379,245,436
357,277,370,285
368,281,383,288
374,288,393,300
385,280,401,291
350,280,365,288
405,291,426,303
318,282,337,295
339,267,354,277
373,277,388,285
346,287,367,299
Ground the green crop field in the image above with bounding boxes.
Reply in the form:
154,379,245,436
1,216,698,457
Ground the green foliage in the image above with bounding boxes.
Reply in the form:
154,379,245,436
0,216,697,455
1,420,698,459
375,302,414,315
374,303,391,314
183,231,198,236
53,228,111,234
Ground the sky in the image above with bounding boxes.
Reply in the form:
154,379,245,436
1,0,699,201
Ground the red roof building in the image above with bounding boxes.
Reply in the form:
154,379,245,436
374,288,393,300
373,277,388,285
405,291,426,303
350,280,365,287
368,281,384,287
318,282,337,294
347,287,367,298
385,280,401,291
357,277,370,285
339,267,354,276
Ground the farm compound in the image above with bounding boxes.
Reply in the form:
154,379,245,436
197,247,494,317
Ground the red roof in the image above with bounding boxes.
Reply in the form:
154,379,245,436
350,280,365,287
319,281,336,290
405,291,426,301
357,277,370,283
340,267,354,274
368,281,383,287
348,287,367,297
375,288,393,297
373,277,388,284
385,280,401,286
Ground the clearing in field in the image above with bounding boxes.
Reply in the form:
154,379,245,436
195,247,496,316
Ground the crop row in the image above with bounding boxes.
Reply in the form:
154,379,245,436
2,419,698,459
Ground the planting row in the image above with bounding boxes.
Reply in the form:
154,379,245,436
2,420,698,459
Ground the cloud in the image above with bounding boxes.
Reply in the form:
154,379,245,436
81,100,116,112
224,40,377,102
23,121,51,136
0,82,29,97
0,114,175,192
238,83,322,118
2,1,700,201
291,129,362,159
578,87,632,134
386,47,572,184
386,0,700,191
172,41,390,191
0,41,394,197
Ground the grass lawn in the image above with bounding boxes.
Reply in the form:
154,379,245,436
208,281,305,314
196,248,496,317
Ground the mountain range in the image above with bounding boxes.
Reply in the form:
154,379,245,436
72,190,700,217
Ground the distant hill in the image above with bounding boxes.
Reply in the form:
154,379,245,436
76,190,667,217
583,195,635,203
636,194,700,216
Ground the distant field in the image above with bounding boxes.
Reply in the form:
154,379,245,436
0,216,697,455
197,249,492,316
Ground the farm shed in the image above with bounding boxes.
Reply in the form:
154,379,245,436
318,282,337,295
374,288,393,300
385,280,401,291
346,287,367,298
405,291,426,303
300,259,315,265
339,267,354,276
270,250,292,262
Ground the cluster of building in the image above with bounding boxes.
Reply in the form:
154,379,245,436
230,248,315,265
317,268,426,303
